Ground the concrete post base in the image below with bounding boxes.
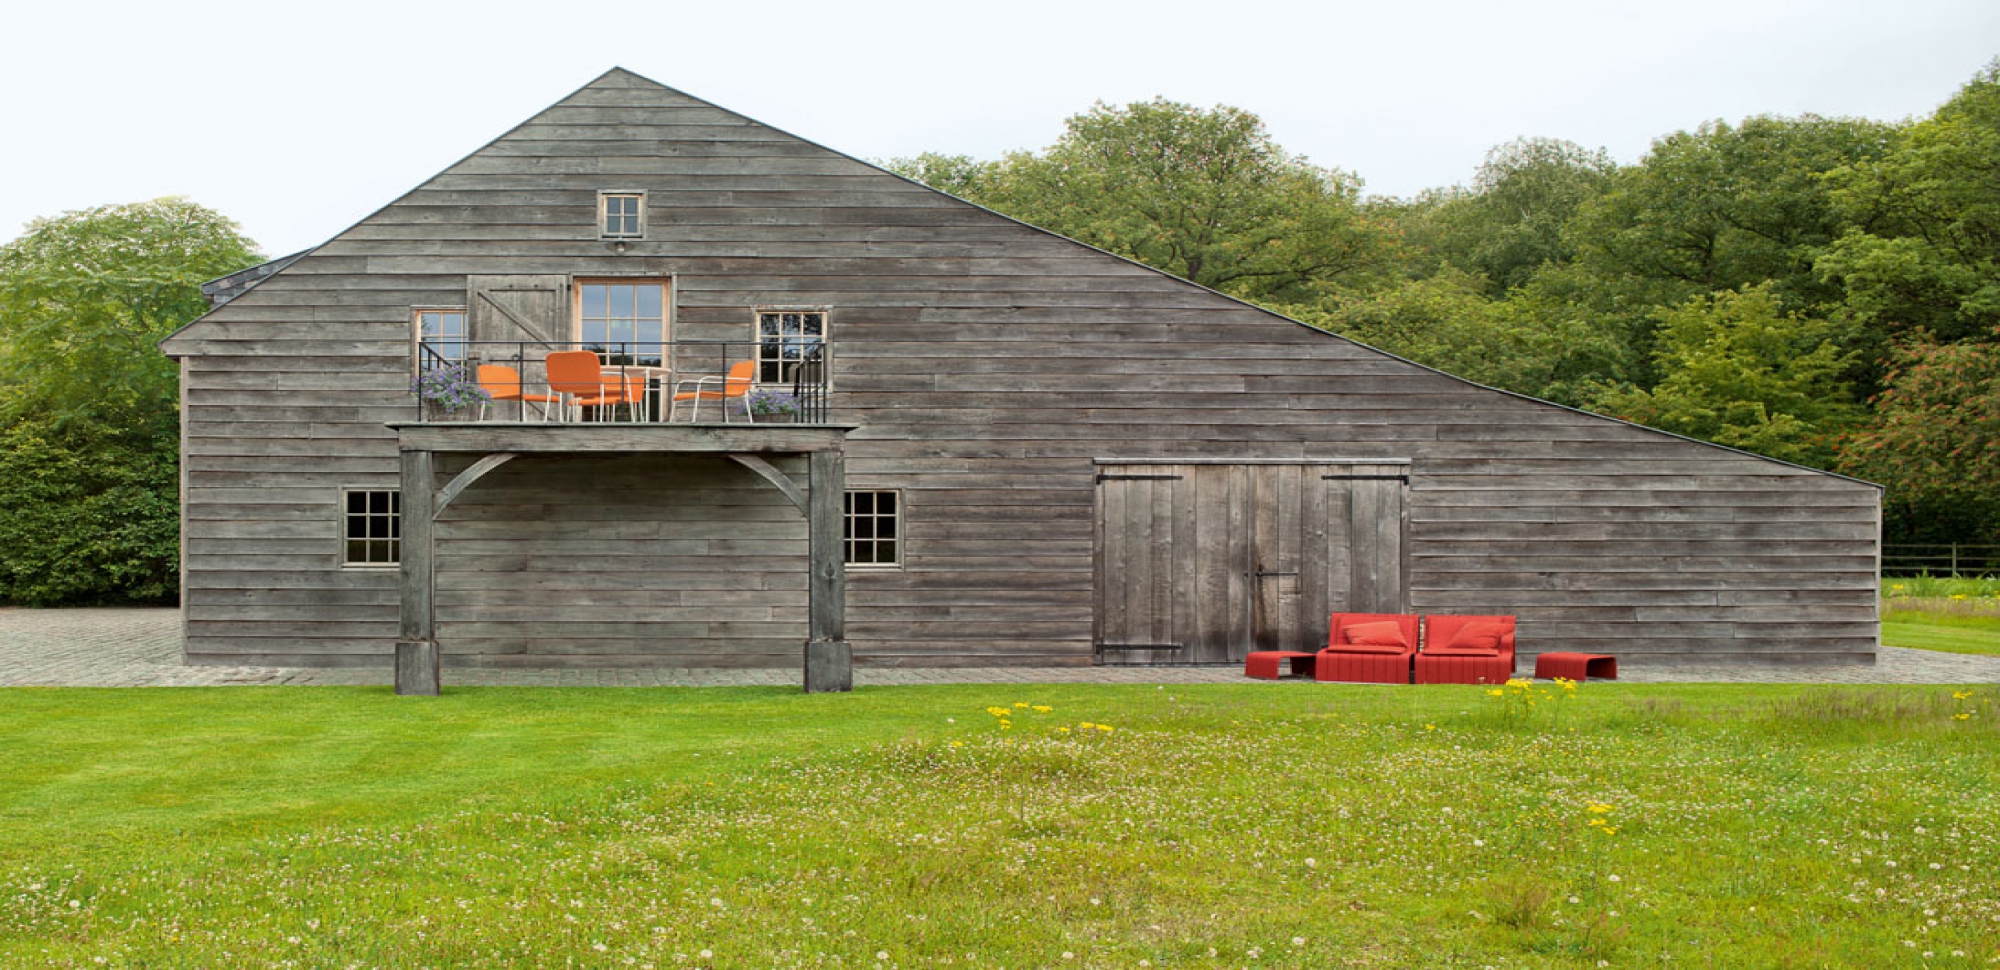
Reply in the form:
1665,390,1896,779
804,639,852,693
395,639,440,696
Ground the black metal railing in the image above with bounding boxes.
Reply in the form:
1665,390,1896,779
411,339,829,424
1882,544,2000,578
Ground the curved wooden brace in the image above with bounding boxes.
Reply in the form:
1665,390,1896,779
434,452,518,518
727,453,808,515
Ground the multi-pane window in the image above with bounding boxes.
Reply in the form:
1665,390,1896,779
844,490,900,567
578,280,667,366
599,192,645,238
342,490,401,566
756,310,827,383
415,309,467,366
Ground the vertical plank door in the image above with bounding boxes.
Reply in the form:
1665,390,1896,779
1096,462,1407,664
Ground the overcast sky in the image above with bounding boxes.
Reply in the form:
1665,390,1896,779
3,1,1996,257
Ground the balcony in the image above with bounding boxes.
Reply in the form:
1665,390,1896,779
411,339,830,425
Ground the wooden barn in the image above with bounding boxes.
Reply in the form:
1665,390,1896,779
159,69,1882,692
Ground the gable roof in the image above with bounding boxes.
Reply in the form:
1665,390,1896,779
157,68,1877,488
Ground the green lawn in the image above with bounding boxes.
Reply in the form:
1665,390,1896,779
2,683,1997,968
1884,609,2000,655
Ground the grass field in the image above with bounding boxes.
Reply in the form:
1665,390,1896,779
1883,576,2000,655
2,683,1997,968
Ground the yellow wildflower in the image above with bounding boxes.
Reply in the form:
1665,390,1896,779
999,720,1012,730
1097,724,1113,733
1487,689,1505,697
1954,713,1971,721
1013,702,1030,708
1424,723,1437,731
1952,691,1975,700
1587,803,1614,814
949,741,964,748
1080,722,1096,730
986,707,1011,717
1057,726,1071,734
1032,705,1052,713
1950,594,1968,601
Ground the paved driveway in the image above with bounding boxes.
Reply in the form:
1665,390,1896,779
2,607,1996,687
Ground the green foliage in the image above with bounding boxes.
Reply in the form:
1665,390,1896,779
1286,269,1628,407
893,99,1398,301
1839,330,2000,544
1591,285,1862,466
0,419,180,604
0,197,260,430
1820,61,2000,343
1572,114,1896,307
0,197,260,605
1395,138,1617,294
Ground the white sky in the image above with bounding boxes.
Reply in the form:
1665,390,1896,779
2,0,1996,258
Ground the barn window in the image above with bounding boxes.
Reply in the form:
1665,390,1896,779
576,279,668,366
844,490,900,568
342,489,401,566
756,309,827,384
414,308,467,368
599,191,645,238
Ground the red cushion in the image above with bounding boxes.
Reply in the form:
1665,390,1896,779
1327,642,1406,655
1444,620,1510,652
1342,620,1410,649
1424,644,1501,657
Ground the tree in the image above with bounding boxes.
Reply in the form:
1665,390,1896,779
1394,138,1617,294
1571,115,1896,309
0,197,260,604
1284,269,1629,408
0,198,260,433
1818,61,2000,345
1591,285,1862,467
1838,331,2000,545
893,100,1397,302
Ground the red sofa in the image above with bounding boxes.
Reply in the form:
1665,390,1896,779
1414,614,1517,685
1314,612,1420,684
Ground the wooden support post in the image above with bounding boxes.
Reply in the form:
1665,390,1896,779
805,449,850,693
396,448,440,696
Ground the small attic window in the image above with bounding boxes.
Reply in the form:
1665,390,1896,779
599,192,645,239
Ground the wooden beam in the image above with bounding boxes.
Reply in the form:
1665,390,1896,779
391,423,853,455
727,454,807,515
396,448,440,696
805,449,850,693
435,452,518,517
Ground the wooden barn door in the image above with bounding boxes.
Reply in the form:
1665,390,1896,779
1095,462,1407,665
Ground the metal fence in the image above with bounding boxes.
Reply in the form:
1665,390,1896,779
411,339,828,424
1882,544,2000,577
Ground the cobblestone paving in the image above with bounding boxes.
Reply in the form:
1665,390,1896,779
2,607,1996,688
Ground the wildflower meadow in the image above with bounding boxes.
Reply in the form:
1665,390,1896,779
1,682,1995,968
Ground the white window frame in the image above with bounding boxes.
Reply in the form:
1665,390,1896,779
413,306,468,372
844,489,902,569
598,190,646,239
574,278,671,366
754,307,830,386
340,488,401,568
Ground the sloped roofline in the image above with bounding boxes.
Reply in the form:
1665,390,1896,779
156,67,1880,489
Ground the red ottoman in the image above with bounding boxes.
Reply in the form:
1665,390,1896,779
1534,652,1618,681
1244,651,1317,680
1314,650,1413,684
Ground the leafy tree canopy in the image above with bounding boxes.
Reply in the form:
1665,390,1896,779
891,100,1398,302
1591,285,1863,467
0,197,261,433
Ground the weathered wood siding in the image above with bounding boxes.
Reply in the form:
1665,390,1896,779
433,454,806,667
166,68,1881,667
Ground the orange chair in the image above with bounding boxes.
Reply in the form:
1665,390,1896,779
670,359,756,422
476,363,562,421
546,350,640,421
